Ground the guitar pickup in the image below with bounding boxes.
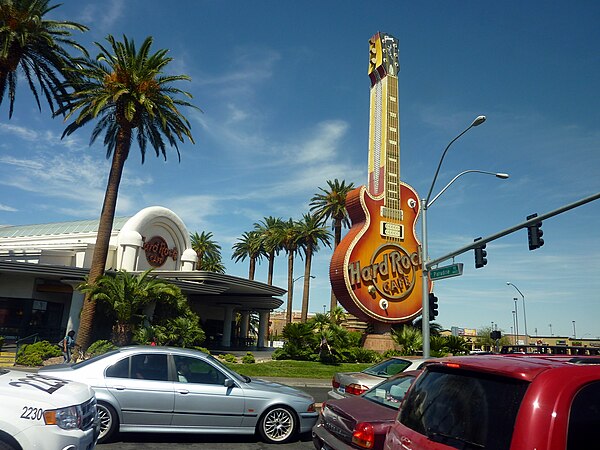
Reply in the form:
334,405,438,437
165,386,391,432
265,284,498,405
381,221,404,239
380,206,403,220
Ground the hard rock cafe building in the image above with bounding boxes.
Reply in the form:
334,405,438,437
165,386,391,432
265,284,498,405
0,206,284,348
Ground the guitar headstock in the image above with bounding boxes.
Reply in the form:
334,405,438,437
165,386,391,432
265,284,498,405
368,32,399,86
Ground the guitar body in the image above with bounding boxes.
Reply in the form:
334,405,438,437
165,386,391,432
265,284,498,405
330,183,424,323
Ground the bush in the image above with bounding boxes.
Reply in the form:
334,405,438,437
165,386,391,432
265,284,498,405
16,340,61,366
87,340,118,357
218,353,237,363
241,352,255,364
192,346,211,355
345,347,382,363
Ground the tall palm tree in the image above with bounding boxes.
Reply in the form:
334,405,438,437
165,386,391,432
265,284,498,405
201,253,226,274
57,35,198,350
309,179,354,310
190,231,221,270
0,0,88,118
253,216,283,285
277,218,302,324
231,230,264,280
296,213,331,322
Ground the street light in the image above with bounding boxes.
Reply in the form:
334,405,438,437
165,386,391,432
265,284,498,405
512,310,517,344
572,320,576,339
513,298,519,343
286,275,315,323
507,282,527,341
420,114,506,359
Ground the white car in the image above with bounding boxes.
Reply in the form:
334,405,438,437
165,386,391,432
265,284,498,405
0,368,99,450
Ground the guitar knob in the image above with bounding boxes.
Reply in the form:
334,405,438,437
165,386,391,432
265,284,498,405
407,198,417,208
379,299,389,310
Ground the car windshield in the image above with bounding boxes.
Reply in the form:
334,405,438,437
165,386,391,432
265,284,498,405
363,374,417,409
363,358,411,377
399,367,529,450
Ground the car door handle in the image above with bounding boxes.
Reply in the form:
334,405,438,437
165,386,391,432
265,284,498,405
111,385,126,390
177,389,189,395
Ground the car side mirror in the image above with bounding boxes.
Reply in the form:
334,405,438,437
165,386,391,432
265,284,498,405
224,378,235,388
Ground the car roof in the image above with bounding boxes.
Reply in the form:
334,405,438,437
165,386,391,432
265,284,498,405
426,354,600,382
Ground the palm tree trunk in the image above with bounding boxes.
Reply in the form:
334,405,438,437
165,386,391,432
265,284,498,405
76,128,131,350
249,257,256,280
300,249,313,322
329,219,343,311
267,251,275,285
286,252,294,324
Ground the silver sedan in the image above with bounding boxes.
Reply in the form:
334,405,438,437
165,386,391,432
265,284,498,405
328,357,427,399
39,346,317,444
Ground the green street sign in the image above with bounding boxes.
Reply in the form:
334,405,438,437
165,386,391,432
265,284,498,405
429,263,464,281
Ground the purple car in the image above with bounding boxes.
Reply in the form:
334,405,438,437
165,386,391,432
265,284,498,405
313,370,421,450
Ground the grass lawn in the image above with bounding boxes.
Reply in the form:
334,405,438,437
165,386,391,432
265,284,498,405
223,359,372,378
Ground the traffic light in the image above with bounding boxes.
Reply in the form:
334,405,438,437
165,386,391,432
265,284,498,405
527,213,544,250
428,293,439,320
474,237,487,268
491,330,502,340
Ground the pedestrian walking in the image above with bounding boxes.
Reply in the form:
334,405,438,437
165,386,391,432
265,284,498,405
62,330,76,363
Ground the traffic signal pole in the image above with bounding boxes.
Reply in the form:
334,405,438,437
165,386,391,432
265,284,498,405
427,191,600,269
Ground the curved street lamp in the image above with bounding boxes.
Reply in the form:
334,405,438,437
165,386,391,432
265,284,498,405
421,115,497,358
507,282,527,340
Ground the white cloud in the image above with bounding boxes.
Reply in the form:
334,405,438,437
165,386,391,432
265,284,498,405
0,204,17,212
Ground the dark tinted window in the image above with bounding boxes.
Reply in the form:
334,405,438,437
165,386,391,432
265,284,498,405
131,353,168,381
568,381,600,450
106,357,130,379
399,367,528,450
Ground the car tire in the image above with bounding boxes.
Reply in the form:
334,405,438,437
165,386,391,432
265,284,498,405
257,406,296,444
0,438,19,450
97,402,119,444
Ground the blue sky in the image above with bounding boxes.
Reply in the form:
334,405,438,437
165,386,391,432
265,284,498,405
1,1,599,339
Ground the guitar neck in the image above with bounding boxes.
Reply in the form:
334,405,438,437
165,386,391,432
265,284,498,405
368,74,401,216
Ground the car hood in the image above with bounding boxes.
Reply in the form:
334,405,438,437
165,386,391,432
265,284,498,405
0,369,94,407
248,378,314,400
326,396,397,423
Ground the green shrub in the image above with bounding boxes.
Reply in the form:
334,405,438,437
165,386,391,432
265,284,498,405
87,340,118,357
241,352,255,364
383,349,402,358
346,347,382,363
218,353,237,363
16,341,61,366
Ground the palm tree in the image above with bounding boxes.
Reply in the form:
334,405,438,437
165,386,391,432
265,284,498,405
77,269,183,345
253,216,283,285
201,253,225,274
58,35,198,350
391,325,423,356
329,305,348,326
190,231,221,270
277,218,302,324
296,213,331,322
231,230,264,280
309,179,354,310
0,0,88,118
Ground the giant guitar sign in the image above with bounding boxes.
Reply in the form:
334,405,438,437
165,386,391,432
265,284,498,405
330,32,428,324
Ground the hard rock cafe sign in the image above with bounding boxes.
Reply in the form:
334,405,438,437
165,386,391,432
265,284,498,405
142,236,178,267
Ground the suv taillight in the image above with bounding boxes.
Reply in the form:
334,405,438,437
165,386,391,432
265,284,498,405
332,378,340,389
352,422,375,448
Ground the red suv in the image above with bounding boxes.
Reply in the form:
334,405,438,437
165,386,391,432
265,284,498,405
384,354,600,450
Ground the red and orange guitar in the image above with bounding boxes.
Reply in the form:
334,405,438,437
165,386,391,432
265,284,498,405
330,32,426,324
